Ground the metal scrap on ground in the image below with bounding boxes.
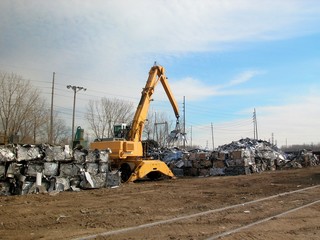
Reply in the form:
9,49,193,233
0,144,120,196
0,138,319,196
156,138,319,177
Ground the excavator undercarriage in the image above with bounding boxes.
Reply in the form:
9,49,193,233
118,159,175,182
91,138,176,182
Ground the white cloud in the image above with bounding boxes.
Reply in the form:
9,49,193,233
2,1,320,59
189,92,320,148
169,77,218,101
160,70,262,101
1,0,317,74
186,118,254,149
257,93,320,146
226,70,264,87
1,0,320,145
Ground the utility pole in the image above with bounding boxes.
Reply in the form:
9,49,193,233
67,85,86,144
183,96,186,149
153,112,157,140
155,121,168,147
190,125,192,147
253,108,258,139
255,109,258,139
253,109,255,139
211,122,214,150
49,72,55,144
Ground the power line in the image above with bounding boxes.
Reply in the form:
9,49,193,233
1,64,260,144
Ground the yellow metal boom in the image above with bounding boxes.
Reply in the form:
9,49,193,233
128,65,179,143
90,65,179,182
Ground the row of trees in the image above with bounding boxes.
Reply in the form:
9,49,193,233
281,144,320,152
0,71,175,147
86,98,133,139
85,97,176,147
0,72,69,145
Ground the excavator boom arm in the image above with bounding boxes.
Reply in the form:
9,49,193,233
128,65,179,142
90,64,178,182
160,75,180,120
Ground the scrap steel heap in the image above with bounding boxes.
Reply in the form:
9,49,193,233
158,138,320,177
0,138,319,196
0,144,120,196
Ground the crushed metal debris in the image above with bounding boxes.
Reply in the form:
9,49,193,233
0,144,120,196
155,138,319,177
0,138,319,196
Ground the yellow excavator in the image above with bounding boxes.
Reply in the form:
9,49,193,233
90,64,180,182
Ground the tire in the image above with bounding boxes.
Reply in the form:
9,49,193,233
120,163,132,182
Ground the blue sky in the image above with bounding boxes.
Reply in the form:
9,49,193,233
1,0,320,148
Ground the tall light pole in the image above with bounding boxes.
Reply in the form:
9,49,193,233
50,72,55,145
66,85,86,144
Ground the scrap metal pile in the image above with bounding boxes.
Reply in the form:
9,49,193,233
159,138,320,177
0,144,120,196
215,138,288,175
1,139,318,196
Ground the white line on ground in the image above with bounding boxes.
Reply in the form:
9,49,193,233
73,185,319,240
205,199,320,240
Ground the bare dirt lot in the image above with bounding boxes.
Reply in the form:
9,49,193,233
1,167,320,240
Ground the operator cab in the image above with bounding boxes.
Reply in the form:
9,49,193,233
113,123,130,139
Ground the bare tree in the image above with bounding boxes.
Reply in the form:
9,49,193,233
50,116,69,145
281,143,320,152
86,98,134,139
37,111,69,145
143,111,173,147
0,72,46,143
19,100,49,144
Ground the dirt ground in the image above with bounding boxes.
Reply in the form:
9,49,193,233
0,166,320,240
